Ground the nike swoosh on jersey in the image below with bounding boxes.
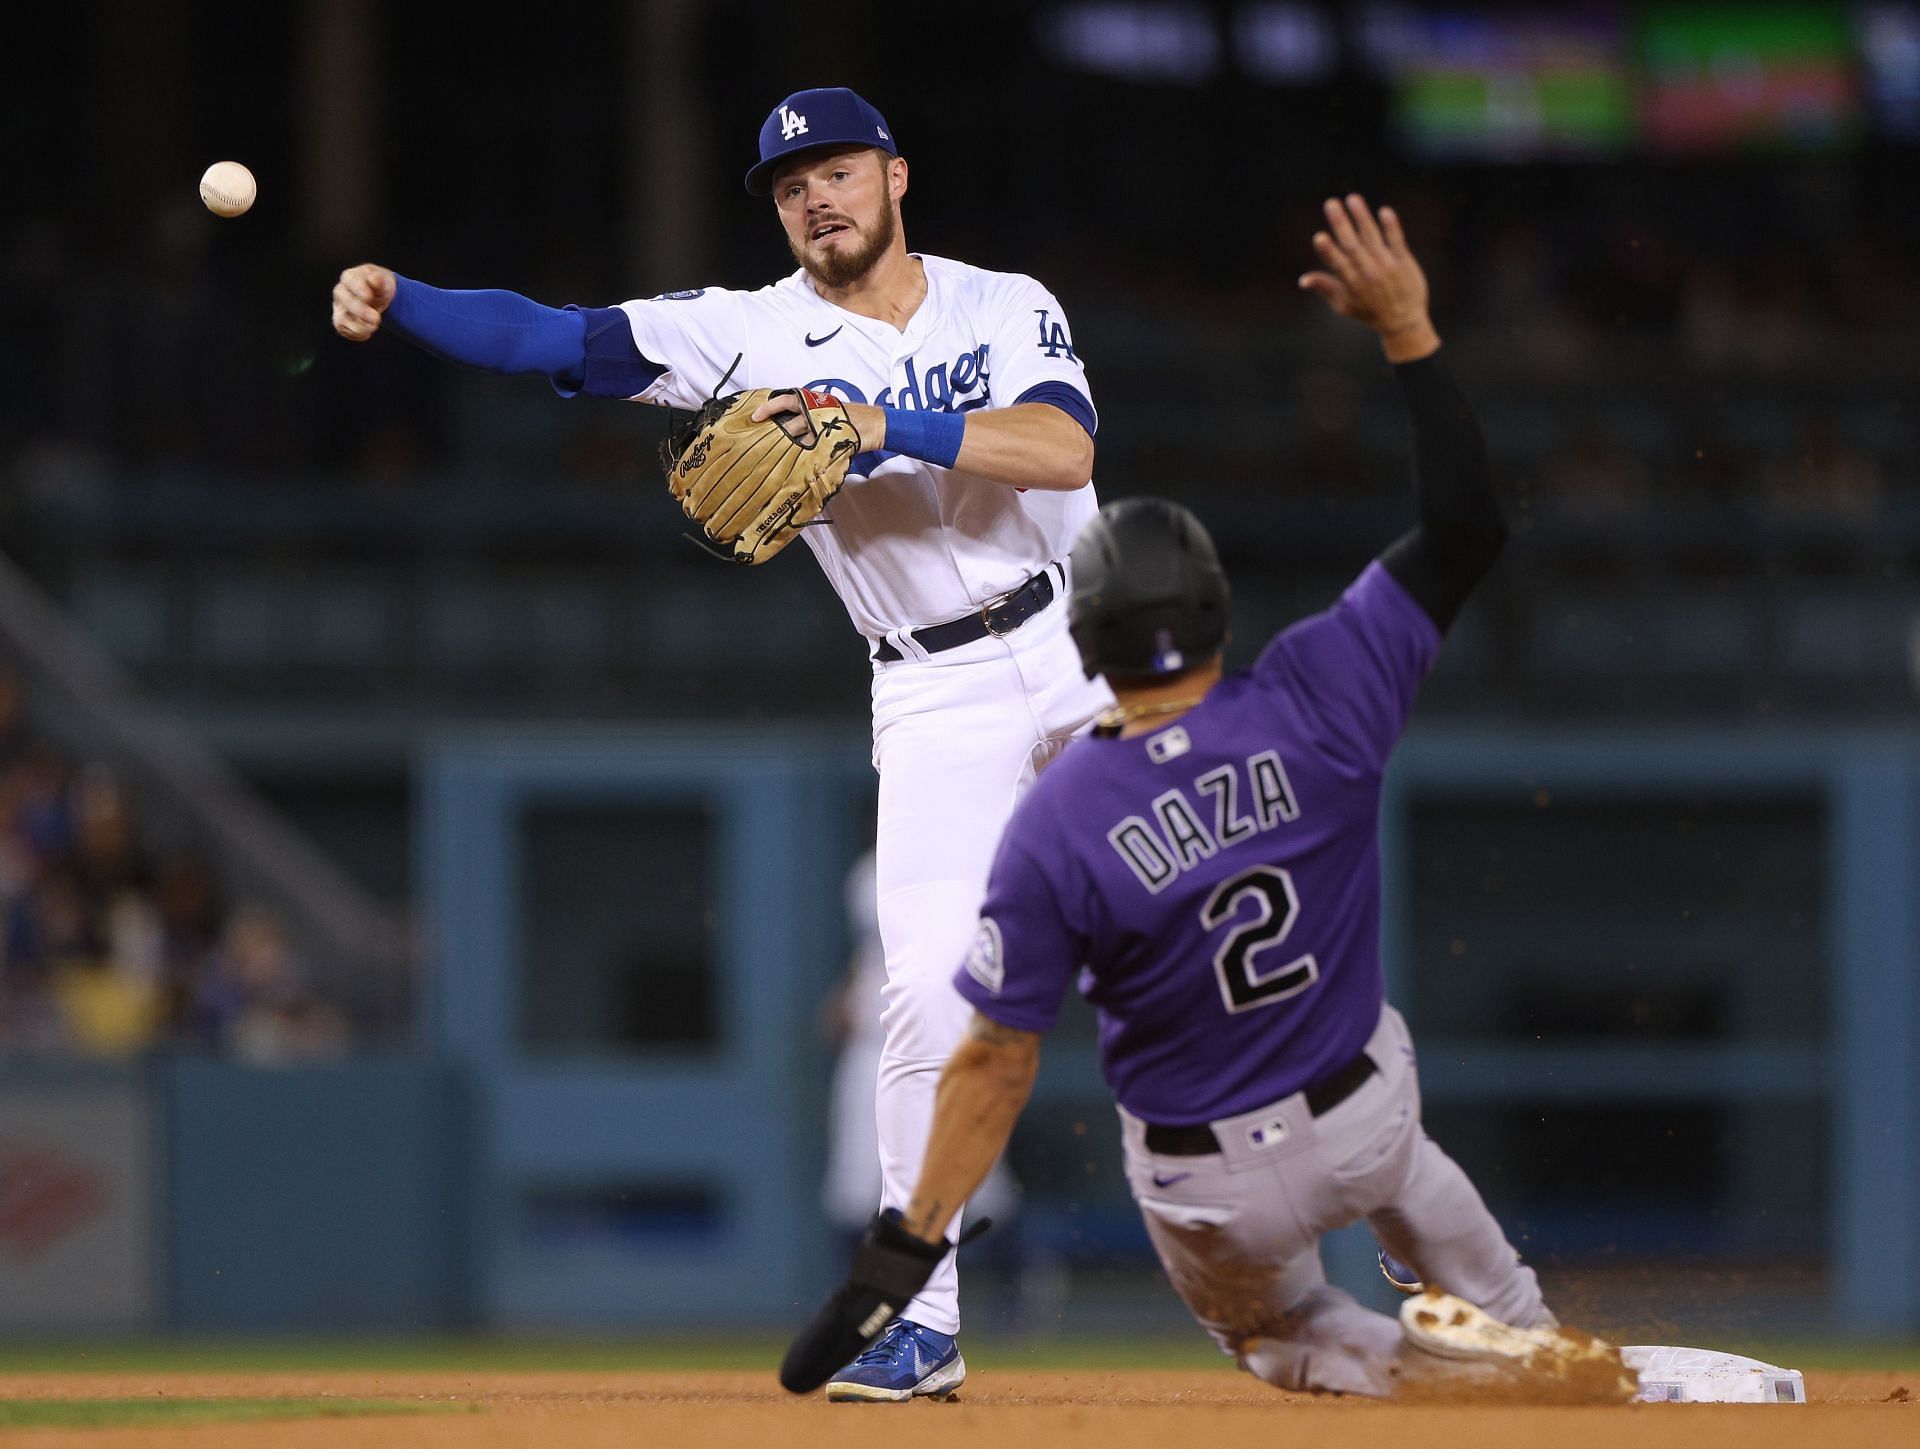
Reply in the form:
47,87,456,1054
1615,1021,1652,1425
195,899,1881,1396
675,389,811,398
804,326,844,347
1151,1171,1194,1188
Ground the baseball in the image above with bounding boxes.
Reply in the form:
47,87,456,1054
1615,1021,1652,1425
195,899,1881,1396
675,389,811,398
199,160,256,218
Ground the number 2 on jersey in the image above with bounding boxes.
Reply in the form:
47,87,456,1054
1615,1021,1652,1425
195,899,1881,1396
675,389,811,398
1200,865,1320,1014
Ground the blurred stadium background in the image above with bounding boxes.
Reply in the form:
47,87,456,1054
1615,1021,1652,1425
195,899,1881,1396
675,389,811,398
1,0,1916,1354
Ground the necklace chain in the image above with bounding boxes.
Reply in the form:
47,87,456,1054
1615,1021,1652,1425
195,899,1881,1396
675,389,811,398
1095,694,1206,733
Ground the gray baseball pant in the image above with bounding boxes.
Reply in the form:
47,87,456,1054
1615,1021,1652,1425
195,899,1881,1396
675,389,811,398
1118,1004,1550,1397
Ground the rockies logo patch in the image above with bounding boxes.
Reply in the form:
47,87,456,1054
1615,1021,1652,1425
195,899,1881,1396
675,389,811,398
963,918,1005,995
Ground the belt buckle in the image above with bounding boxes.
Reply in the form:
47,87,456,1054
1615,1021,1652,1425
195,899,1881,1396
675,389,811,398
981,570,1044,638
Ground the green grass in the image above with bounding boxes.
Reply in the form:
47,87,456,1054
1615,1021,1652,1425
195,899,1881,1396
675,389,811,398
0,1334,1909,1378
0,1397,466,1429
0,1338,785,1375
1704,1339,1920,1374
0,1336,1227,1376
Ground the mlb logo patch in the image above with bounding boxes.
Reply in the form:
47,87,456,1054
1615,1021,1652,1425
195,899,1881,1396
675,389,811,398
1146,726,1189,763
1246,1115,1289,1150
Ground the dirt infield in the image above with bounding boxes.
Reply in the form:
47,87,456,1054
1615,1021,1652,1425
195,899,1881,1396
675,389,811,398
0,1368,1910,1448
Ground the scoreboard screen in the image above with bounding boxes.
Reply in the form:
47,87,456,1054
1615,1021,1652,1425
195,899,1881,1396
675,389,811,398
1373,9,1636,160
1637,4,1864,153
1373,3,1874,160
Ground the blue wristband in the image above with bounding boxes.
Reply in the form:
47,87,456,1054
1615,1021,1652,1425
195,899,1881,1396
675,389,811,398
882,407,965,469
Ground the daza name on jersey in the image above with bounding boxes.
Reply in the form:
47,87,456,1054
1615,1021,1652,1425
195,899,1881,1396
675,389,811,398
806,343,991,414
1107,750,1301,895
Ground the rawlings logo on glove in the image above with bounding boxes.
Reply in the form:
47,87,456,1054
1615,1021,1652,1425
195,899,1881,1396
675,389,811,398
660,387,861,565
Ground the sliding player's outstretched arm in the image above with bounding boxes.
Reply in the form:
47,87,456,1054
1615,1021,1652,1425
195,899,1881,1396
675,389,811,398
1299,195,1506,631
898,1013,1040,1242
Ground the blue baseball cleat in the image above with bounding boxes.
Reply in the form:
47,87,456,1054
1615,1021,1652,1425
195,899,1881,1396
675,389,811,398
824,1319,967,1403
1379,1249,1425,1295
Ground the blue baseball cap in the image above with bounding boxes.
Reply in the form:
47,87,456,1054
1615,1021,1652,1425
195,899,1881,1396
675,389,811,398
745,87,898,196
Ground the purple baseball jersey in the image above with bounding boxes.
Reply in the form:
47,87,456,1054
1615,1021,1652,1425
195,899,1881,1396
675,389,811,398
952,562,1440,1125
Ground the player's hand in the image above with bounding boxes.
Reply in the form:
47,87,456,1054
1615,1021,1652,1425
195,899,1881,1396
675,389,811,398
750,391,803,425
752,390,886,450
332,264,398,342
1298,195,1439,363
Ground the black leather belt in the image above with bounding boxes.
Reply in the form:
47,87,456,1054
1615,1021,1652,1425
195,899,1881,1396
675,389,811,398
1142,1051,1379,1156
873,565,1061,663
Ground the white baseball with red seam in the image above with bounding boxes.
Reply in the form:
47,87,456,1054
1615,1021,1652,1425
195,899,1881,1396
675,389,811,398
199,161,256,217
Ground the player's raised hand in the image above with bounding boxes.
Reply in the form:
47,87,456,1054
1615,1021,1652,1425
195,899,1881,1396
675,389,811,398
331,264,398,342
1298,195,1438,362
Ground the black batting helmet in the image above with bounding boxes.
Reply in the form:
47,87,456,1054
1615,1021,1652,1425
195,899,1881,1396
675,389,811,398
1067,498,1229,681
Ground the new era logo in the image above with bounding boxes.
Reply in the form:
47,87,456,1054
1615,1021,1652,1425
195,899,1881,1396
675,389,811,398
780,105,808,140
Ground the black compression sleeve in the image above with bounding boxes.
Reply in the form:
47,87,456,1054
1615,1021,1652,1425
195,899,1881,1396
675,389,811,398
1377,351,1507,632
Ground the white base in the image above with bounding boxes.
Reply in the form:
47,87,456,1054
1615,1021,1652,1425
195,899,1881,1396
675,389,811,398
1622,1345,1806,1404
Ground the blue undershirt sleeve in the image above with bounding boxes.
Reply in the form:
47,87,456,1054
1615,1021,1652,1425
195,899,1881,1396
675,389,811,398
1012,381,1097,439
559,306,671,400
383,278,668,401
384,276,589,385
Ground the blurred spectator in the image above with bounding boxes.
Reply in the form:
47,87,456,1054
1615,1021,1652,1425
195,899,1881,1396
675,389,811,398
1677,264,1744,370
0,665,28,764
68,766,147,902
1672,416,1752,503
153,849,223,975
1477,222,1594,377
4,870,95,1052
18,868,162,1060
7,744,73,860
1537,421,1649,525
51,952,163,1064
0,659,351,1061
1293,367,1373,493
1678,257,1828,373
190,905,348,1065
1762,417,1884,521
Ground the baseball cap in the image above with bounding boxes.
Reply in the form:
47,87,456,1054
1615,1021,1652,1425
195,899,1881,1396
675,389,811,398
745,87,898,196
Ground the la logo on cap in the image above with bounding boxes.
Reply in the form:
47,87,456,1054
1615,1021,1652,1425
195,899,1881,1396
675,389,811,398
746,87,897,195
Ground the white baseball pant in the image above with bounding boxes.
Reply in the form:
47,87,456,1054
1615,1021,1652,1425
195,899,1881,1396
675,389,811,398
868,594,1111,1335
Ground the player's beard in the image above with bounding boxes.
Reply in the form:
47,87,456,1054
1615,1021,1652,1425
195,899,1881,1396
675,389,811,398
793,203,897,290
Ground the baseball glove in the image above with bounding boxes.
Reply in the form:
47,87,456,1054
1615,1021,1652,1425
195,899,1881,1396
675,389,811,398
660,387,861,565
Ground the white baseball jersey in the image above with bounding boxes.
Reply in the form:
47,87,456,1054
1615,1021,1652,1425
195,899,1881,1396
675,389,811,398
594,255,1099,638
572,253,1110,1340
